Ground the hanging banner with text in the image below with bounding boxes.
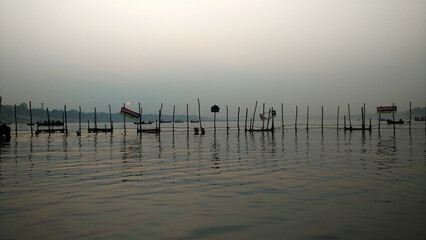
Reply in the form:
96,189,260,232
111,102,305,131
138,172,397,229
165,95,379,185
377,106,397,114
120,107,140,120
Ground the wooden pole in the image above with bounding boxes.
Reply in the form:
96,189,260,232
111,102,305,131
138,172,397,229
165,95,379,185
87,120,89,131
306,105,309,131
173,105,175,133
272,107,275,131
337,105,340,130
123,104,126,134
295,105,298,132
64,105,68,134
321,105,324,132
348,104,352,129
245,108,248,131
281,102,284,129
378,113,381,131
226,105,229,132
79,106,81,132
237,106,240,131
14,104,17,136
361,107,364,131
262,103,265,129
109,105,113,131
29,101,33,135
252,101,258,130
186,103,189,132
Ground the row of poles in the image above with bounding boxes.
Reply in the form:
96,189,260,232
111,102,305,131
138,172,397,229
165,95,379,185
4,100,425,137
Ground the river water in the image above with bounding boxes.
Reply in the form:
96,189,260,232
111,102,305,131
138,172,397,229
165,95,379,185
1,122,425,239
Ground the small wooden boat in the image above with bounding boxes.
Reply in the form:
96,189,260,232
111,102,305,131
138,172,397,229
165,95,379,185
37,121,64,126
387,119,404,124
175,120,183,123
133,121,153,125
414,116,425,121
190,120,199,123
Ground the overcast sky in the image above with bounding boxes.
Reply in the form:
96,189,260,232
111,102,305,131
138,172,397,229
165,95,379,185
1,0,425,116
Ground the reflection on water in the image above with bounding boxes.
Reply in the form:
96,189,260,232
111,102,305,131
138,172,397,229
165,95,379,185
0,125,425,239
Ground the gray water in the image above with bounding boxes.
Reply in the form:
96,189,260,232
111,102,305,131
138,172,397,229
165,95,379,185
1,122,425,239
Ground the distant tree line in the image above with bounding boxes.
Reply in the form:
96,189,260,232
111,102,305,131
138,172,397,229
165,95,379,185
0,103,204,124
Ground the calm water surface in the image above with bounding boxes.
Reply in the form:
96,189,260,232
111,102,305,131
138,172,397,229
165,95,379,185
1,122,425,239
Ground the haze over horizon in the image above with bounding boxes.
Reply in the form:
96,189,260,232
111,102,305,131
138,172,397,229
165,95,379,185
1,0,425,117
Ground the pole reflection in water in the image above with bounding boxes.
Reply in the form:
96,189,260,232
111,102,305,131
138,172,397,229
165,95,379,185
0,124,425,240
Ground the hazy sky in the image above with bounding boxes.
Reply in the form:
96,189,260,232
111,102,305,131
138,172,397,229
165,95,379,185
1,0,425,116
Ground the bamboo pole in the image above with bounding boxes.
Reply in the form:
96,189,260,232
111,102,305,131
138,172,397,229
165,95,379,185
109,105,113,131
14,104,17,136
321,105,324,132
173,105,175,133
392,102,395,132
348,104,352,129
266,108,271,130
363,103,366,129
94,107,97,129
138,102,141,132
306,105,309,131
262,103,265,129
79,106,81,132
123,104,126,134
197,98,202,130
29,101,33,135
272,107,275,131
295,106,298,132
214,111,216,133
47,108,51,132
64,105,68,134
237,107,240,131
140,107,143,133
186,103,189,132
337,105,340,130
226,105,229,132
245,108,248,131
252,101,258,130
281,102,284,129
159,103,163,132
409,101,412,130
369,118,372,131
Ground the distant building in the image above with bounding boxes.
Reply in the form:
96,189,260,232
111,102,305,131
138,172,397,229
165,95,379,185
41,103,44,110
